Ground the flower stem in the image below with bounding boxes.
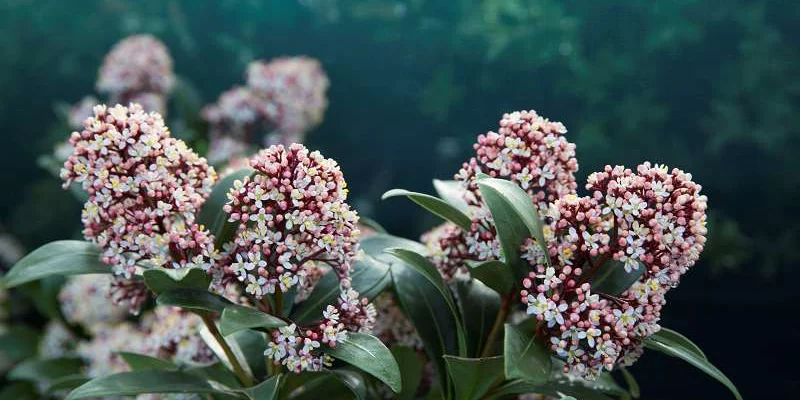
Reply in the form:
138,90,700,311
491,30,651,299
480,292,512,358
274,290,284,317
200,314,253,387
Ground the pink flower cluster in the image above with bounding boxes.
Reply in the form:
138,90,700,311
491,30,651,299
96,35,175,113
60,104,217,312
424,110,579,281
372,292,423,350
217,143,359,297
520,163,707,379
59,274,128,328
140,306,216,366
203,57,329,162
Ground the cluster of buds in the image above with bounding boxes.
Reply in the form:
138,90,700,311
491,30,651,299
203,57,329,162
96,35,175,114
77,321,148,377
59,274,128,328
520,163,707,379
39,322,77,359
60,104,217,312
371,292,423,350
217,143,359,297
265,288,376,372
140,306,216,366
424,110,579,281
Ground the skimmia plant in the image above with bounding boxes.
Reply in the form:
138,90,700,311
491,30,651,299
1,107,741,400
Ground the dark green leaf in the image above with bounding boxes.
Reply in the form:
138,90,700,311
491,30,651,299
45,375,91,395
291,255,390,323
118,352,177,371
197,168,255,248
232,329,267,381
384,248,467,356
443,355,504,400
2,241,107,289
382,189,472,231
326,332,402,393
65,370,241,399
143,267,211,294
433,179,471,214
391,346,424,400
453,277,500,356
187,362,243,389
284,373,353,400
469,260,514,296
8,357,84,384
156,288,233,314
242,374,282,400
360,234,427,265
328,369,368,400
0,382,38,400
590,260,646,296
0,325,39,362
220,304,287,336
645,331,742,400
18,275,66,319
620,367,640,398
652,327,707,360
504,324,551,385
486,379,616,400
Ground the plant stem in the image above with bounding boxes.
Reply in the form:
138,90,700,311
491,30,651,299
200,314,253,387
274,290,284,317
480,292,512,358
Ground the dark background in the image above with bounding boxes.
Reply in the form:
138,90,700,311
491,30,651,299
1,1,798,398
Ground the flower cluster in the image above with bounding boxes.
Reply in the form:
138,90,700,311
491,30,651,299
96,35,174,113
39,321,77,359
59,274,128,328
140,306,216,366
520,163,708,379
77,321,147,378
68,96,100,129
60,104,217,312
372,292,423,350
217,143,359,297
265,288,375,372
203,57,329,162
424,110,579,281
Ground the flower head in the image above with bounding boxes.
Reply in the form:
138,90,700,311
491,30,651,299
97,35,175,107
59,274,128,328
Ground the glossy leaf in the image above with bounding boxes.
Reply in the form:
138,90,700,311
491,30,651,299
284,373,354,400
453,277,501,356
328,369,368,400
197,168,255,247
590,260,646,296
45,376,91,395
504,324,551,385
391,346,424,400
219,304,287,336
143,267,211,294
384,247,466,356
652,327,707,360
359,234,427,264
8,357,84,384
644,330,742,400
156,288,233,315
382,188,472,231
468,260,514,295
2,241,107,289
65,370,241,399
620,367,640,398
291,255,390,323
232,329,267,380
443,355,504,400
433,179,471,214
241,374,282,400
118,352,177,371
486,379,616,400
326,332,402,393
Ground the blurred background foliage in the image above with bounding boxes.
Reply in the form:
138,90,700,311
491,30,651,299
0,0,797,397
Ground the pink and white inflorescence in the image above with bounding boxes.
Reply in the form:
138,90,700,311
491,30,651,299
520,163,708,379
246,57,329,141
60,104,217,312
97,35,175,112
202,86,278,142
425,110,579,280
218,143,359,297
59,274,129,328
140,306,216,366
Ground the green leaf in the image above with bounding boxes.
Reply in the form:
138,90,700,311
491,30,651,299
326,332,402,393
118,352,177,371
0,325,39,362
0,382,38,400
590,260,646,296
620,367,640,398
645,330,741,400
18,275,66,320
45,375,91,395
156,288,233,315
390,346,424,400
360,234,427,264
242,374,282,400
187,362,243,389
2,241,107,289
453,277,501,356
476,177,547,280
382,188,472,231
503,324,551,385
197,168,255,248
486,379,616,400
443,355,504,400
652,327,707,360
283,373,354,400
232,329,267,381
7,357,84,384
143,267,211,294
291,255,390,323
328,369,368,400
220,305,287,336
433,179,471,214
468,260,514,295
384,247,467,356
65,370,241,399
